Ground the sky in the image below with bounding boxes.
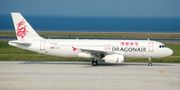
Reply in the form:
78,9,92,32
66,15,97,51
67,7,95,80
1,0,180,17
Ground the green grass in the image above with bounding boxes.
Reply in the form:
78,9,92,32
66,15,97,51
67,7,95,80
0,40,180,62
1,31,180,39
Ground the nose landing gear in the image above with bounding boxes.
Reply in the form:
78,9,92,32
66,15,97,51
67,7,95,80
148,57,152,66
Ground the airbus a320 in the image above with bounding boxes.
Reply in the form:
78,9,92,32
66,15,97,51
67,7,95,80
9,12,173,66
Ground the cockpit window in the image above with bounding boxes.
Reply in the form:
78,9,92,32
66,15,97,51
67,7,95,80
159,45,166,48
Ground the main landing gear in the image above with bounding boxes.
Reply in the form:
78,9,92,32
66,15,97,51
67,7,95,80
92,58,98,66
148,57,152,66
92,57,153,66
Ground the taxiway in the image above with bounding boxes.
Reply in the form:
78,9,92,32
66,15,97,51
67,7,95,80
0,61,179,90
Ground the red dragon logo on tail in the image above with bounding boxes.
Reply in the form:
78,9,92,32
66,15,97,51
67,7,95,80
16,20,28,39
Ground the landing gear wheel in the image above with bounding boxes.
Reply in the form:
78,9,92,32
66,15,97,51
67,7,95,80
92,59,98,66
148,62,152,66
148,57,152,66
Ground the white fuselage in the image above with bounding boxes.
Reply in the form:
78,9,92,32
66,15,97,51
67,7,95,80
9,12,174,66
9,39,173,59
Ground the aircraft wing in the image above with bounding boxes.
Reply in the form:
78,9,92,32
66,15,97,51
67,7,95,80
73,47,115,57
80,48,108,55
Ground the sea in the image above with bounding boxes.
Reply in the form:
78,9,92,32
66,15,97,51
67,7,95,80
0,15,180,33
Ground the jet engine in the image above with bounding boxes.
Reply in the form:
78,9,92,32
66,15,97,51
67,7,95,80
78,52,93,58
103,54,124,64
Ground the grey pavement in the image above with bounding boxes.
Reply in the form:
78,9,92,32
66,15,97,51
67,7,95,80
0,61,179,90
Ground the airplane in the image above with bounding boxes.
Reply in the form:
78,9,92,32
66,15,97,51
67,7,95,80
9,12,173,66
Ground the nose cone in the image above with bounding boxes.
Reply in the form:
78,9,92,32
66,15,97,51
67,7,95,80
167,48,173,56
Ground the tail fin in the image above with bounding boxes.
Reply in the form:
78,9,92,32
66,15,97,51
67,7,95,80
11,12,43,40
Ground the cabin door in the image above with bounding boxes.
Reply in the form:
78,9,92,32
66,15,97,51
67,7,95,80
40,41,46,53
148,41,154,52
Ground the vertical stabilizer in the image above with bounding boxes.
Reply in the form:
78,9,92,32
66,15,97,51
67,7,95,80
11,12,43,40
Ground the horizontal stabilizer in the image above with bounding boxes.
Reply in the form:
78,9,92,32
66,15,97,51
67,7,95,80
9,40,31,47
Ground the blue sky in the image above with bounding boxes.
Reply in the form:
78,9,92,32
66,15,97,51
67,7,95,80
1,0,180,17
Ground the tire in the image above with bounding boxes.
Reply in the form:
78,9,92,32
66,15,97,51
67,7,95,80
148,62,152,66
92,60,98,66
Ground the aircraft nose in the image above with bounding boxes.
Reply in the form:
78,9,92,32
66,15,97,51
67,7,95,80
167,48,173,56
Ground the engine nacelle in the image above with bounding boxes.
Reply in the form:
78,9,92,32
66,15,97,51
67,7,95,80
103,54,124,64
78,52,93,58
